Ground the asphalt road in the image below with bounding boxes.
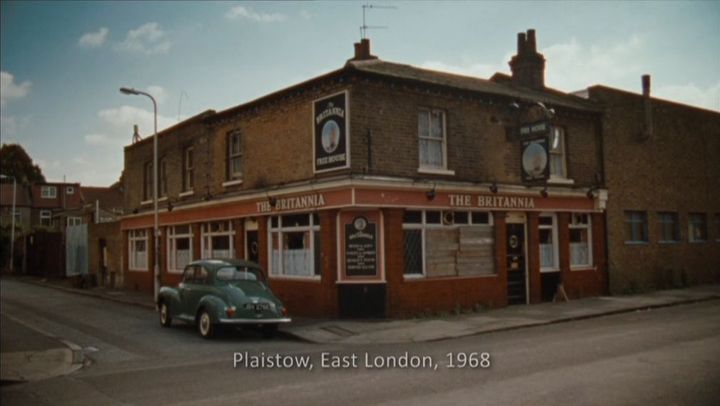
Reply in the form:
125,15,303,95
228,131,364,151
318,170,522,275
1,279,719,405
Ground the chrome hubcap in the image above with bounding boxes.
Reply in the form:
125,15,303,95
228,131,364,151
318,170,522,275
200,313,210,335
160,304,167,322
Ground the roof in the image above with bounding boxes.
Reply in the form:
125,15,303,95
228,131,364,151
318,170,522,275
124,109,216,150
81,185,124,211
30,183,84,209
189,258,262,270
346,59,602,112
0,183,32,207
585,84,720,115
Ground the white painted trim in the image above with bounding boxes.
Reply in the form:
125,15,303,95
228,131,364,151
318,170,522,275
178,190,194,197
417,167,456,176
222,179,244,187
547,177,575,185
140,199,153,206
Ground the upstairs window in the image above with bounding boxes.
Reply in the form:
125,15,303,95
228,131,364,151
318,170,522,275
41,186,57,199
688,213,707,242
183,146,194,192
418,108,447,170
227,130,243,181
143,161,153,201
658,212,680,242
624,211,648,243
159,158,168,198
549,127,567,179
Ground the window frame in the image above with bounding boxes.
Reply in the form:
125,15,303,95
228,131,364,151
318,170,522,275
39,210,52,226
66,186,75,195
128,229,149,271
183,146,194,192
657,211,680,243
548,126,568,181
688,213,707,243
417,108,451,173
539,213,560,272
167,225,193,273
41,186,57,199
624,210,649,244
201,221,235,259
66,216,83,227
268,213,321,280
569,213,593,270
227,130,243,181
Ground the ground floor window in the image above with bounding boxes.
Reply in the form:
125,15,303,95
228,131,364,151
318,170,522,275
688,213,707,242
129,229,148,271
168,225,193,272
624,211,648,243
569,213,592,268
539,214,558,271
269,213,320,278
40,210,52,226
658,212,680,243
67,216,83,227
403,210,494,278
201,221,234,258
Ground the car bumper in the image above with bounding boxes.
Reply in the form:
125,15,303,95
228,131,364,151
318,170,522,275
218,317,292,324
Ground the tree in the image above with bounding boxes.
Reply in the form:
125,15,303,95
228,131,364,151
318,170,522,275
0,143,45,184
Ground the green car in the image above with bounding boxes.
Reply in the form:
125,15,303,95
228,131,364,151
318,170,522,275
157,259,291,339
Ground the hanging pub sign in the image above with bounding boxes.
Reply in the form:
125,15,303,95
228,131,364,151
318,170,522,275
344,216,377,276
521,136,550,182
518,120,550,139
313,91,349,173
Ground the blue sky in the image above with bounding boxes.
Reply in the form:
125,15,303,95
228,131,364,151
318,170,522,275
1,1,718,186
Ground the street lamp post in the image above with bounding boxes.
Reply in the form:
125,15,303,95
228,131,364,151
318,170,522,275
0,174,16,274
120,87,160,304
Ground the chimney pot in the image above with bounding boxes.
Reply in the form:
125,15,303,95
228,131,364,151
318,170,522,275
517,32,526,54
350,38,378,61
527,29,537,52
642,74,651,97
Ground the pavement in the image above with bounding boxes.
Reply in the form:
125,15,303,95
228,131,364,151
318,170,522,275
2,275,719,386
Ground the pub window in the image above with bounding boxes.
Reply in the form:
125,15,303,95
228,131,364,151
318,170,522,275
168,225,193,272
539,214,559,271
227,130,243,181
129,229,148,271
418,108,447,170
549,127,567,179
268,214,320,278
688,213,707,243
67,217,83,227
183,146,194,192
39,210,52,226
624,211,648,243
658,212,680,243
569,213,592,268
403,210,494,278
201,221,234,259
159,158,168,197
41,186,57,199
143,161,153,201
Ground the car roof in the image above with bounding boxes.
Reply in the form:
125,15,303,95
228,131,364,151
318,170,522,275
188,258,262,271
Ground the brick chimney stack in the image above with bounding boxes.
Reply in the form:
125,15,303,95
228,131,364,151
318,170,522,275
509,29,546,89
350,38,378,61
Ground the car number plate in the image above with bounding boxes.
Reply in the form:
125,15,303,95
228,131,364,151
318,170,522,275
244,303,270,311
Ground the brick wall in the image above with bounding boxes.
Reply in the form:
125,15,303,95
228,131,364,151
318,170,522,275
588,87,720,293
87,221,122,287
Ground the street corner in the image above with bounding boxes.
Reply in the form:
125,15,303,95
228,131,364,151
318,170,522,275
1,346,83,385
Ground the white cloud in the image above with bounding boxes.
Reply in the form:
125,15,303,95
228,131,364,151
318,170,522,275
84,133,120,147
655,82,720,112
147,85,168,105
225,6,287,22
300,10,312,20
1,71,31,108
115,22,172,55
78,27,109,48
85,105,174,148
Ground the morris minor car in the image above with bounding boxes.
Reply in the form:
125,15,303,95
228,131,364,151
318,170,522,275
157,259,291,339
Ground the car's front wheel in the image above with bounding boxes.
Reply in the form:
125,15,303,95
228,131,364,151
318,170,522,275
159,302,172,327
198,310,215,339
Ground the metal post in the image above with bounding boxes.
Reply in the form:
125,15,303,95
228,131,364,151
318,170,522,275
10,177,16,274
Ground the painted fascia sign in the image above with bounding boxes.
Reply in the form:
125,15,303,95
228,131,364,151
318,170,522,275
313,91,349,173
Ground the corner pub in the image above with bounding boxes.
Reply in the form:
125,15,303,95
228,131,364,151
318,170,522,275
121,30,608,318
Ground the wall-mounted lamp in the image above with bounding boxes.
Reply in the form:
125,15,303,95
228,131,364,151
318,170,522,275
540,186,548,198
489,182,498,194
426,185,436,201
586,186,600,200
167,200,174,212
132,208,139,214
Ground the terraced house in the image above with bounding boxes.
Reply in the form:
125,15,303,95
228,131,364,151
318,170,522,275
121,30,610,318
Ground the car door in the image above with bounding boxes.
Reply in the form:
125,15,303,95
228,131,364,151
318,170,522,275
185,265,210,315
178,265,197,317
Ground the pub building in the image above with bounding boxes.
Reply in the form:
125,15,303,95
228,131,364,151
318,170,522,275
121,30,608,318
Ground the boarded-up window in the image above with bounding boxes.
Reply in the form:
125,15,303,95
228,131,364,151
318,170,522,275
457,226,495,276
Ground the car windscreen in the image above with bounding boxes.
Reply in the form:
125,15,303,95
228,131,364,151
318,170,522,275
215,266,265,284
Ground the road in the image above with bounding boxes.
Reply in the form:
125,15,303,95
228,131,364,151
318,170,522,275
2,279,719,405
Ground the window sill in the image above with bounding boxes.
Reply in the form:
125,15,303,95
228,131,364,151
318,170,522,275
688,240,707,244
269,275,321,282
222,179,243,187
547,177,575,185
129,268,149,272
417,167,455,176
658,240,681,245
624,241,649,245
570,266,596,272
540,268,560,273
140,197,168,205
403,274,498,281
178,190,194,198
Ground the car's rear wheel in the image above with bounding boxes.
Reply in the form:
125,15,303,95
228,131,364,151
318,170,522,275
261,324,278,339
198,310,215,339
159,302,172,327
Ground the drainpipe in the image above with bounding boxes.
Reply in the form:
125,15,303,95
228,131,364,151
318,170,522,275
640,74,653,141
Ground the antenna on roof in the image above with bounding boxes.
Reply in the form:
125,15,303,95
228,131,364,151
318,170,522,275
177,90,189,122
360,3,396,40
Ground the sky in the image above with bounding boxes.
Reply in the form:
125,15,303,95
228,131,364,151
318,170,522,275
1,1,719,186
